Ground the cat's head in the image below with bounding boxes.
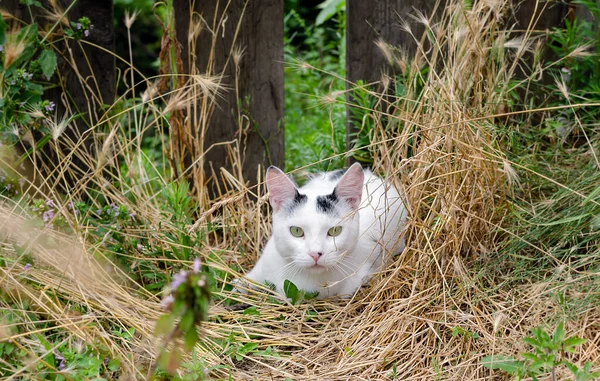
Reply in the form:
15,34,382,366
265,163,364,272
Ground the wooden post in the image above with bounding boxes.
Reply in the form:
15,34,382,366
345,0,436,161
174,0,284,195
3,0,115,189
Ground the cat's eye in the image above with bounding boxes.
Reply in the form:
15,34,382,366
290,226,304,238
328,226,343,237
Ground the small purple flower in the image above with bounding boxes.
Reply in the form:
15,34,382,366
76,23,82,30
18,177,26,186
136,243,143,252
0,45,3,52
193,258,201,273
84,30,89,37
67,201,73,210
43,210,54,222
160,294,175,311
55,352,66,370
45,101,55,113
6,184,11,190
24,263,31,272
103,357,109,366
46,199,54,208
129,211,136,220
74,209,79,216
170,270,188,290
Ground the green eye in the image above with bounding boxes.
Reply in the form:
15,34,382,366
328,226,342,237
290,226,304,237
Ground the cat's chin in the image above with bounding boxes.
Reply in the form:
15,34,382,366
305,263,328,272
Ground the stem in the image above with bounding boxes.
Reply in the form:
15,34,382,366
39,0,79,45
145,324,180,381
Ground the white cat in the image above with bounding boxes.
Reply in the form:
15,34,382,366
244,163,407,299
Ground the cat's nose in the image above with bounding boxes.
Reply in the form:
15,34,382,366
308,252,323,263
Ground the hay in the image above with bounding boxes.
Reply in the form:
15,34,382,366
1,0,599,379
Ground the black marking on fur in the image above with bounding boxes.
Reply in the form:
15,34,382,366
316,191,338,214
328,169,346,181
286,190,307,214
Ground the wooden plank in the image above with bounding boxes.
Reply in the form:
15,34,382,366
174,0,284,194
345,0,436,160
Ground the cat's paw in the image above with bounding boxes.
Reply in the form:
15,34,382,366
231,277,250,295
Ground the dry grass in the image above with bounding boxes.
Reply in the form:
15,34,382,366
1,0,600,380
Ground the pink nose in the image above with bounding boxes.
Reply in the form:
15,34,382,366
308,252,323,263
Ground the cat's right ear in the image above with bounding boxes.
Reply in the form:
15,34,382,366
266,166,298,213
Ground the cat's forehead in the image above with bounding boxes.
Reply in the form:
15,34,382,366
283,190,341,219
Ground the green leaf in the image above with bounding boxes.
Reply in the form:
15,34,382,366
107,358,120,372
481,355,523,374
180,309,194,332
563,336,587,352
183,326,198,351
521,353,539,362
553,322,565,346
316,0,345,25
243,306,261,316
154,314,175,336
303,290,320,301
38,49,57,80
283,279,299,304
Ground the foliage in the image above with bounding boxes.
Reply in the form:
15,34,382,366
0,4,94,144
482,322,598,381
284,1,346,172
154,258,212,375
283,279,319,304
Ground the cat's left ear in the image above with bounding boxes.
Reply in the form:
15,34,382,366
334,163,364,210
266,166,298,213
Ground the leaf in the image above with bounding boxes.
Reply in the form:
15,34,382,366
180,309,194,332
283,279,299,304
107,358,120,372
316,0,345,25
481,355,523,374
183,326,198,351
154,314,175,336
553,321,565,346
243,306,261,316
38,49,57,80
563,336,587,352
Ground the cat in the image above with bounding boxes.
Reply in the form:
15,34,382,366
243,163,407,299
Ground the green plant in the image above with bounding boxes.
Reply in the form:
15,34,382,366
153,258,212,375
283,279,319,304
482,322,599,380
284,3,346,171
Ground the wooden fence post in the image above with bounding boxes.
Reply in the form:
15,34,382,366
345,0,436,161
3,0,115,189
173,0,284,195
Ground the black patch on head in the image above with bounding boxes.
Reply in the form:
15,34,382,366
285,190,307,214
329,169,345,181
316,191,338,214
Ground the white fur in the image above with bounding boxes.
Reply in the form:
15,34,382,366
244,164,407,299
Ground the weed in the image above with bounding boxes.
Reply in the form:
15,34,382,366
482,322,599,380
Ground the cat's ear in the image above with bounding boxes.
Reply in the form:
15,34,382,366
334,163,364,210
266,166,298,213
